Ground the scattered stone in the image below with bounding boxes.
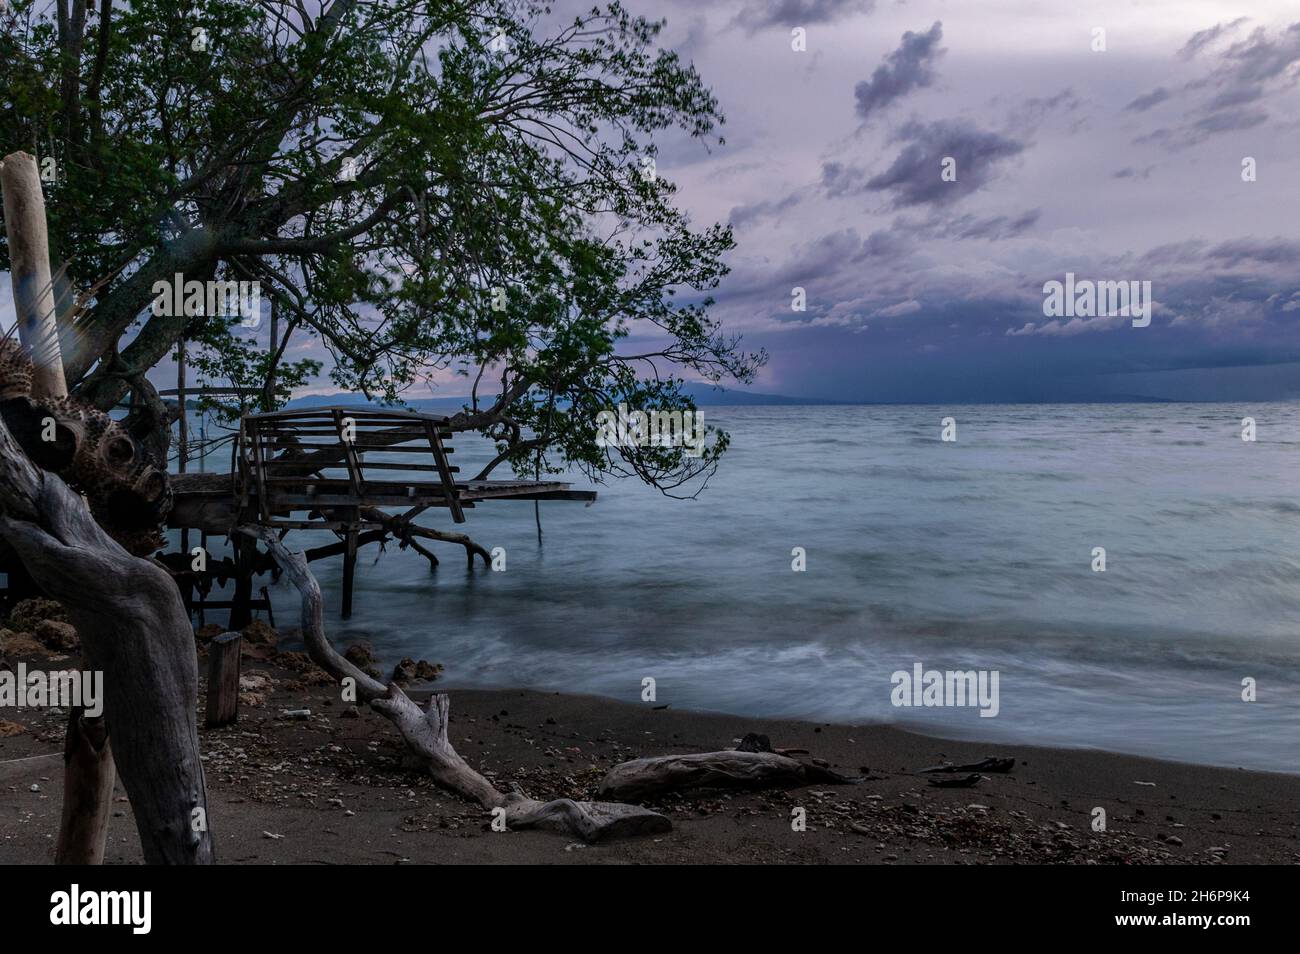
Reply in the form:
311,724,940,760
736,732,773,753
0,629,45,656
414,660,443,681
34,619,78,652
8,598,66,633
391,658,417,684
344,641,381,677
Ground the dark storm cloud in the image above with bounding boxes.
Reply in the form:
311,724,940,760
736,0,874,31
1144,22,1300,148
853,21,945,120
1192,109,1268,135
1204,238,1300,267
892,209,1041,242
729,191,802,227
1177,17,1250,59
1124,87,1170,112
862,119,1024,207
1216,21,1300,85
820,160,868,197
1004,88,1083,135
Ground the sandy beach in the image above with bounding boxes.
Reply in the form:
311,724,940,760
2,632,1296,865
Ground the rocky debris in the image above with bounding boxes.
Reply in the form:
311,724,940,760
240,620,279,659
7,598,67,633
34,619,79,652
736,732,773,753
391,658,444,685
415,660,442,681
344,641,382,678
920,756,1015,774
238,672,274,707
0,628,46,656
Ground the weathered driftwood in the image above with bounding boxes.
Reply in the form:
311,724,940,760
0,415,213,864
919,757,1014,774
251,526,670,842
53,709,115,865
599,750,857,801
0,151,66,399
359,506,490,568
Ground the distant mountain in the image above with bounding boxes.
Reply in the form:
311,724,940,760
285,384,847,411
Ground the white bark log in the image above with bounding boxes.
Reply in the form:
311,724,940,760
599,750,853,801
251,526,671,842
1,151,67,398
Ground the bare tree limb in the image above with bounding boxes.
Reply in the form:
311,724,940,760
250,526,670,842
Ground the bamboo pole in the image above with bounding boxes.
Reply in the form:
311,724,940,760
1,151,68,398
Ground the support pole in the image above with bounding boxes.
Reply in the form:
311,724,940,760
177,337,190,576
205,632,242,728
229,536,256,629
341,521,358,620
53,709,115,864
1,151,68,398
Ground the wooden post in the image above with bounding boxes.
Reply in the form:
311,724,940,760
205,632,242,728
229,536,256,629
53,709,115,864
1,151,68,398
341,521,358,619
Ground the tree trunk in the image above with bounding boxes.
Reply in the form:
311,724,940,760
1,151,68,399
0,415,214,864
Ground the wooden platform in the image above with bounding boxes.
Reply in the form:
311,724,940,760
164,406,595,623
169,407,595,533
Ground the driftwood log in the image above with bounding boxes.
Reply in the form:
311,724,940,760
251,526,670,842
0,151,66,399
53,709,115,864
599,750,857,801
0,414,213,863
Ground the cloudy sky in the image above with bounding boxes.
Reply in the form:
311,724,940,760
5,0,1298,404
645,0,1300,401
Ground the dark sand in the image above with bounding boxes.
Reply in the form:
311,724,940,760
2,646,1298,865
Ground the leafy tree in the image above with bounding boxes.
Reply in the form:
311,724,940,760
0,0,764,491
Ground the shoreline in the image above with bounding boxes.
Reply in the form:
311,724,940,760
2,641,1298,864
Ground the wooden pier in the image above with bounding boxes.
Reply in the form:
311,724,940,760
166,406,595,623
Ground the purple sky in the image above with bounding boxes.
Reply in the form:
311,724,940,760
5,0,1299,403
648,0,1300,401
